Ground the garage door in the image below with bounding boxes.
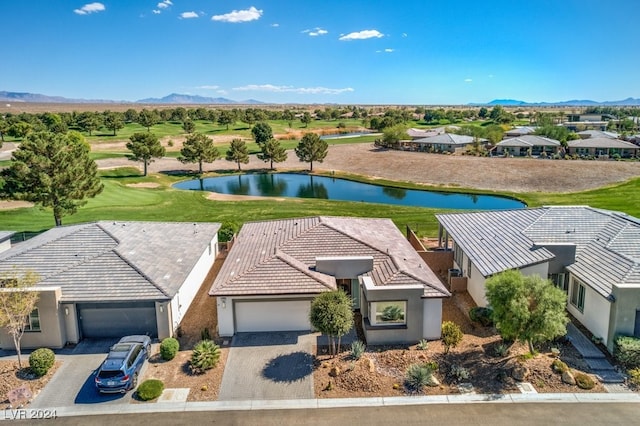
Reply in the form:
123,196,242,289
77,302,157,338
235,300,311,332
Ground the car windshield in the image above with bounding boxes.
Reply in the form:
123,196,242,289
98,370,123,379
110,344,132,353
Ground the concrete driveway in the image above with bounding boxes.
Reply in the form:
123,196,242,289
218,332,315,401
30,339,148,408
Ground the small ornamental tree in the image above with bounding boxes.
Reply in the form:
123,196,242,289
0,270,40,368
486,270,568,354
178,133,220,174
309,291,353,357
225,138,250,171
257,138,287,170
126,132,165,176
441,321,463,354
295,133,328,172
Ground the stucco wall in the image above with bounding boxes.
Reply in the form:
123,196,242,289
567,275,611,346
608,286,640,351
422,298,443,340
62,303,79,344
315,256,373,278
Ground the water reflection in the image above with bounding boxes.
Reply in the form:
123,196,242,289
296,175,329,199
256,174,288,197
226,175,250,195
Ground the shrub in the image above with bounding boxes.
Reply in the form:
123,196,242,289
404,363,435,392
493,343,509,357
159,337,180,361
441,321,463,354
201,328,211,341
137,379,164,401
614,335,640,368
190,340,221,374
449,364,471,382
29,348,55,377
469,307,493,326
424,361,439,372
628,367,640,388
416,339,429,351
552,359,569,374
574,373,595,390
218,222,237,243
350,341,366,360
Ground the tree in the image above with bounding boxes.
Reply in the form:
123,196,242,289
441,321,463,354
282,109,295,128
225,138,249,171
0,131,103,226
257,138,287,170
137,109,159,131
382,124,409,147
178,133,220,174
486,270,568,354
300,112,312,128
0,270,40,368
295,133,328,172
103,111,124,136
0,116,8,143
218,110,234,130
251,122,273,146
182,119,196,134
76,112,101,136
309,291,353,357
126,132,165,176
7,122,32,139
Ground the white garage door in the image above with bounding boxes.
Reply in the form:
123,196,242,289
235,300,311,332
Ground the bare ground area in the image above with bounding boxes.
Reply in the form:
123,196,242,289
96,143,640,194
313,293,605,398
0,362,61,407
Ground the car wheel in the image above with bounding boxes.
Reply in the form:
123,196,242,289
131,373,139,390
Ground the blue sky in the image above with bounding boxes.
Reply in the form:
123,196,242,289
2,1,639,104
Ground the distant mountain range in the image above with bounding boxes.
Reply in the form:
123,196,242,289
476,98,640,107
0,91,263,105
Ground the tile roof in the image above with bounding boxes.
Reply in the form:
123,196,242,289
505,126,536,136
0,221,221,302
210,216,449,298
577,130,619,139
567,137,638,149
496,135,561,147
412,133,477,146
0,231,14,242
437,207,640,297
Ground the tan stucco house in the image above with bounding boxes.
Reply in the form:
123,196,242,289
436,206,640,353
210,216,450,345
0,221,220,349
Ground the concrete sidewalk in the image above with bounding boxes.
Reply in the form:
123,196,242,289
2,392,639,421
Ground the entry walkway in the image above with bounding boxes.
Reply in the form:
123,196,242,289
565,323,625,384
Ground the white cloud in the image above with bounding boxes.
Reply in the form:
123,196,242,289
464,78,473,83
303,27,328,37
180,11,199,19
73,2,105,15
402,33,408,38
271,23,279,27
233,84,354,95
152,10,161,14
197,85,220,90
376,48,394,53
212,6,262,23
217,90,228,95
157,0,172,9
339,30,383,41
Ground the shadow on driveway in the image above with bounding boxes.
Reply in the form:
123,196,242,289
74,372,128,404
262,351,314,383
232,331,307,347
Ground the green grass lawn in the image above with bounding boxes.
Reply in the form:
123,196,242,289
2,167,639,238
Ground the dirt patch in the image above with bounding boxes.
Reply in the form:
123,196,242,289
95,144,640,193
0,361,61,406
126,182,161,189
314,295,605,398
206,192,288,202
0,200,34,210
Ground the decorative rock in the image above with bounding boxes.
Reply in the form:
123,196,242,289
426,375,440,387
321,362,330,369
367,358,375,373
329,366,341,377
512,365,530,381
562,370,576,385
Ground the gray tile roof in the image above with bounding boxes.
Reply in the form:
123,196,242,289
0,221,221,302
567,137,638,149
505,126,536,136
577,130,619,139
0,231,14,242
496,135,561,148
437,207,640,297
412,133,478,146
210,216,449,298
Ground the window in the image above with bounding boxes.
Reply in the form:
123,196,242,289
467,257,472,278
24,308,41,332
550,273,569,293
570,278,585,313
453,243,463,267
370,301,406,326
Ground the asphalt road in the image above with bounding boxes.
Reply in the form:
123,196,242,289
11,402,640,425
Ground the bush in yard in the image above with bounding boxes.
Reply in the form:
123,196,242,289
441,321,463,354
218,222,237,243
416,339,429,351
449,364,471,382
137,379,164,401
552,359,569,374
404,363,435,392
190,340,221,374
469,307,493,326
350,341,366,360
574,372,595,390
628,368,640,388
614,335,640,369
29,348,55,377
159,337,180,361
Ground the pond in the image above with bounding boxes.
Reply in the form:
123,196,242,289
319,132,379,140
173,173,525,210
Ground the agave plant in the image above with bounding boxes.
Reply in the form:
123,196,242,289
190,340,221,374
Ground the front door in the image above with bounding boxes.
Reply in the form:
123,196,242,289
336,278,360,310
